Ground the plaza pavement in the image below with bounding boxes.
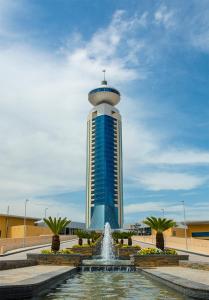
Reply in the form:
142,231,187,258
1,237,209,263
0,238,78,261
0,265,74,285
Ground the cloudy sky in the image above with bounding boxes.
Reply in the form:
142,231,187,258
0,0,209,224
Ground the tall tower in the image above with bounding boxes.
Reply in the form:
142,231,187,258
86,72,123,229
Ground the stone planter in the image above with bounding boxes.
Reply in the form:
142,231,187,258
130,254,189,268
27,253,82,266
68,247,93,256
117,247,140,259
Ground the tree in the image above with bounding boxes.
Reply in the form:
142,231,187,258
90,231,101,243
112,231,120,244
44,217,71,252
143,217,176,250
76,230,86,246
126,231,135,246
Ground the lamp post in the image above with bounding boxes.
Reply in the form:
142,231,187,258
44,207,48,219
23,199,29,248
181,200,188,250
6,205,10,238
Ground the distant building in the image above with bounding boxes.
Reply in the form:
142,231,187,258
171,220,209,239
86,74,123,229
123,223,151,235
0,214,43,238
0,213,85,239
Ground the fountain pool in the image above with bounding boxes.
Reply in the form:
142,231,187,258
43,271,187,300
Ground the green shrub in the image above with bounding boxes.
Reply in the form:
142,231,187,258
41,249,54,254
121,244,141,249
138,248,163,255
138,247,178,255
133,245,141,249
58,249,74,254
114,243,122,248
163,248,177,255
72,243,91,248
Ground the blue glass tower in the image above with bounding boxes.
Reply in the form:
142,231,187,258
86,75,123,229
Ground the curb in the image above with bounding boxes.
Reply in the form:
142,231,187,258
140,268,209,299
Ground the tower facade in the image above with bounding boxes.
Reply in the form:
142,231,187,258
86,76,123,229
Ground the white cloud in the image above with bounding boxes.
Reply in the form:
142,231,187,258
143,149,209,165
135,172,207,191
0,8,147,216
154,5,175,28
2,198,84,221
0,3,209,221
125,201,166,214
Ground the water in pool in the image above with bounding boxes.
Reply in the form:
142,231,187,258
43,271,189,300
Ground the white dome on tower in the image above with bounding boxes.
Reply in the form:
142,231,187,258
88,72,120,106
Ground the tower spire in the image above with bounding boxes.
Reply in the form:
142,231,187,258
101,69,107,85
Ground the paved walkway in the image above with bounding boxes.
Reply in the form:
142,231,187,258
0,265,73,285
148,266,209,286
0,239,78,261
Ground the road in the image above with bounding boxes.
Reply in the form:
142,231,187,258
0,238,78,260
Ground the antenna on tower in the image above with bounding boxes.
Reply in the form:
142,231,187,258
101,69,107,85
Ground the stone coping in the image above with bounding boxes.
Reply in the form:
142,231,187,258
141,268,209,299
180,261,209,271
0,259,37,271
0,266,77,299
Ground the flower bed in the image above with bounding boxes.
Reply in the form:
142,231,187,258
131,248,188,267
138,248,177,256
116,245,141,259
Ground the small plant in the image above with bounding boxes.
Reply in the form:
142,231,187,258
138,247,178,255
72,243,91,248
58,249,73,254
138,248,163,255
41,249,54,254
112,232,120,244
90,231,101,243
126,231,135,246
163,248,177,255
76,230,84,246
133,245,141,248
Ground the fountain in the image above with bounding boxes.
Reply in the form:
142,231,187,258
101,222,115,261
82,222,134,271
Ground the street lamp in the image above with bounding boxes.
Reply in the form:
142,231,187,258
181,200,188,250
6,205,10,238
23,199,29,248
44,207,48,219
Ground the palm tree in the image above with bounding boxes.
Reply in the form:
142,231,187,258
76,230,86,246
44,217,71,252
112,231,120,244
143,217,176,250
126,231,135,246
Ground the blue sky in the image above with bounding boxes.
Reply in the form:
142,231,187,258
0,0,209,224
